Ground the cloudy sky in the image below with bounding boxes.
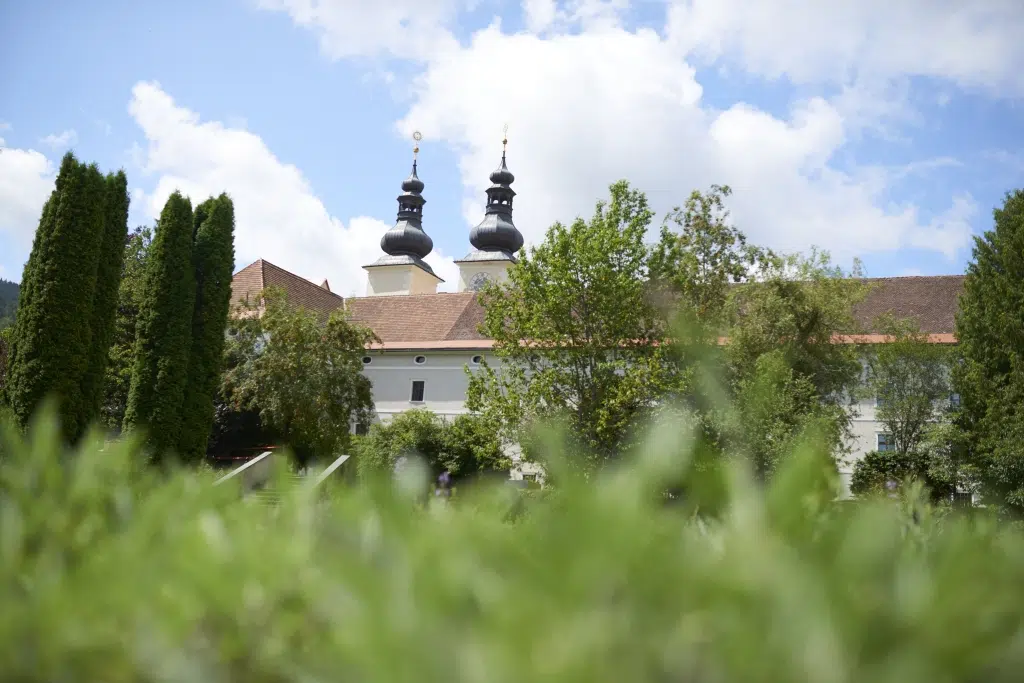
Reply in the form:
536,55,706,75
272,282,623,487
1,0,1022,295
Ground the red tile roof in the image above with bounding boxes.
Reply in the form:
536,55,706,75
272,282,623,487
851,275,964,334
232,261,965,347
231,259,345,318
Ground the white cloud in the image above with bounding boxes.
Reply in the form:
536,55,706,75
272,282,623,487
255,0,465,61
665,0,1024,94
522,0,557,33
0,122,11,132
256,1,995,268
395,25,973,264
41,129,78,149
127,81,458,296
0,145,55,269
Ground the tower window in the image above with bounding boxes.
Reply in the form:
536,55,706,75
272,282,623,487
414,355,426,365
410,380,425,403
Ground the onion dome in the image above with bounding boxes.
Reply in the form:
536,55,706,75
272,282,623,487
380,158,433,259
468,137,524,258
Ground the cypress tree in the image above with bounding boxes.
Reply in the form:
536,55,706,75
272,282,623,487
124,192,196,457
178,194,236,461
954,189,1024,513
5,153,108,441
80,171,131,426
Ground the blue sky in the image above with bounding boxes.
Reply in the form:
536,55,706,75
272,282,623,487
2,0,1022,295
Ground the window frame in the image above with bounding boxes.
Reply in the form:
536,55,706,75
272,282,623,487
877,433,895,452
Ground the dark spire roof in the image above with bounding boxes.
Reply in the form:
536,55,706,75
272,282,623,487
467,140,524,260
380,159,433,260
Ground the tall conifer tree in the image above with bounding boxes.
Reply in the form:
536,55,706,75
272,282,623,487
5,153,108,441
80,171,131,426
178,194,236,461
954,189,1024,513
124,192,196,457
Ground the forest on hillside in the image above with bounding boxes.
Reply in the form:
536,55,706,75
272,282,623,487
0,279,19,329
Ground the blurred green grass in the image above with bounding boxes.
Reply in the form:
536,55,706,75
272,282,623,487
2,404,1023,682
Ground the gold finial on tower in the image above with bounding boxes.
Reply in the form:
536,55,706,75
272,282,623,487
412,130,422,160
502,124,508,152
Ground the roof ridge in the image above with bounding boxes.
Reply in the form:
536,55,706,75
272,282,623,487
260,259,345,303
860,274,965,281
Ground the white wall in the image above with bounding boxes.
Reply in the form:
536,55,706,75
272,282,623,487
357,349,542,480
365,264,441,296
360,350,484,419
456,261,512,292
358,350,895,490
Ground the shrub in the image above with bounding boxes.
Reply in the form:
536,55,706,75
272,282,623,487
3,405,1024,681
355,409,508,481
851,449,956,501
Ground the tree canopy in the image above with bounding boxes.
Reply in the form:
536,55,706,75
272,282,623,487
865,315,952,458
123,192,197,457
355,408,508,481
467,181,676,469
4,153,128,442
221,287,376,465
954,188,1024,514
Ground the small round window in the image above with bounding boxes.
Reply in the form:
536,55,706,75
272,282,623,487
414,355,426,365
362,356,372,365
471,355,483,365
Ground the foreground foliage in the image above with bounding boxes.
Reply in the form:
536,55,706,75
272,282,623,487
3,406,1024,682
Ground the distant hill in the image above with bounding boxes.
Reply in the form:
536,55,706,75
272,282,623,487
0,278,20,329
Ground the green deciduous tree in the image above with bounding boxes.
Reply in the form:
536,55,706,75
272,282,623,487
467,181,675,469
865,315,952,457
178,195,235,462
954,189,1024,514
222,288,376,465
4,153,123,442
720,250,866,477
124,192,196,457
649,184,771,330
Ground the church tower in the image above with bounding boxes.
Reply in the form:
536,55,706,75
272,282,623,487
364,137,444,296
455,133,525,292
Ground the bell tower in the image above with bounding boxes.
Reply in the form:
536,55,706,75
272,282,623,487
364,132,444,296
456,128,525,292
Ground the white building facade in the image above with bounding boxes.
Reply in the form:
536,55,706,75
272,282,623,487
230,144,965,492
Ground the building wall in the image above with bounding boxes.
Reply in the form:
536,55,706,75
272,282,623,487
360,350,486,420
365,265,441,296
360,349,892,489
456,261,512,292
358,349,541,480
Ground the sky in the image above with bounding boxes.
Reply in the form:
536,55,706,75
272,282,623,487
1,0,1023,297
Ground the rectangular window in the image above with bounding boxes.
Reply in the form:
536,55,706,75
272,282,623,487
354,421,369,436
950,393,961,408
410,380,425,403
875,395,886,408
877,433,895,452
